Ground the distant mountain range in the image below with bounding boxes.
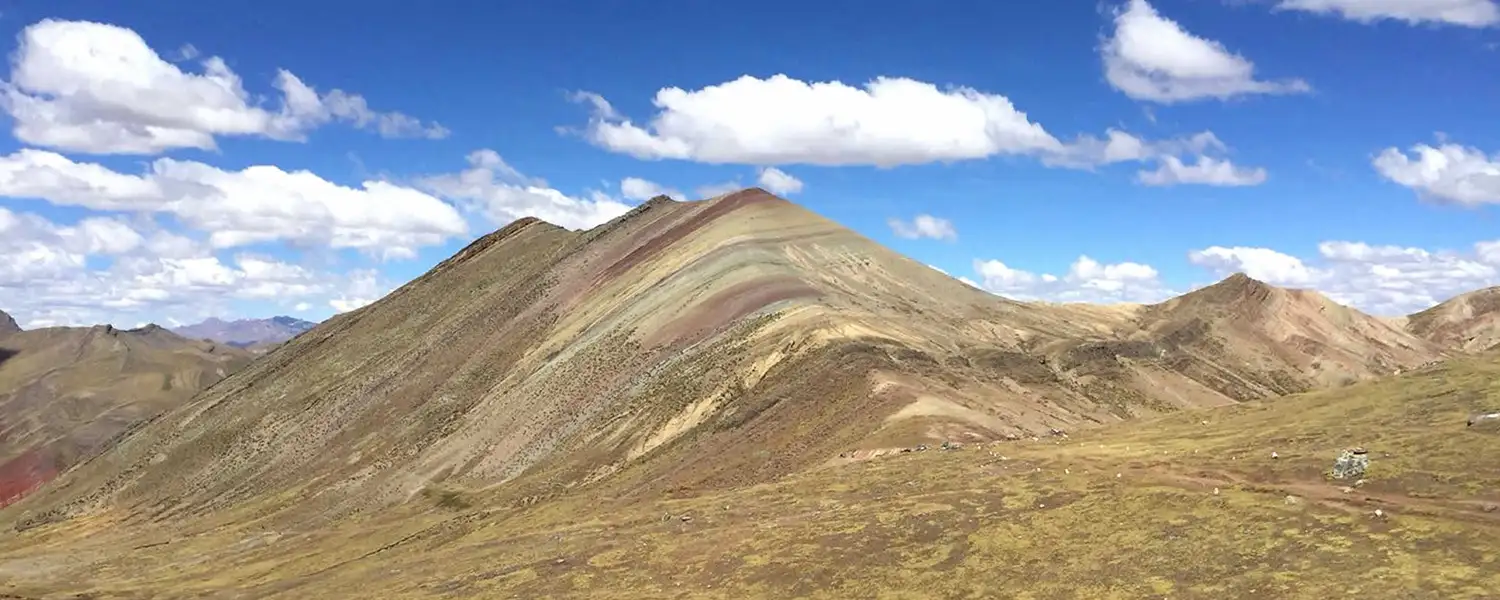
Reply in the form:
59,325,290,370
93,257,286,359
172,316,318,348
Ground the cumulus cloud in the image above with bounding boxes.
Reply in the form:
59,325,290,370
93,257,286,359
1275,0,1500,27
1138,155,1268,186
1189,240,1500,314
1,19,446,155
0,207,382,327
1102,0,1311,103
1044,129,1223,167
417,149,633,230
1047,129,1265,186
619,177,684,201
972,255,1172,303
1187,246,1322,286
756,167,804,195
888,215,958,241
574,75,1266,183
576,74,1063,167
328,269,388,313
0,149,468,259
1372,142,1500,206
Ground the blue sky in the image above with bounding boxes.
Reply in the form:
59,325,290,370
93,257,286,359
1,0,1498,328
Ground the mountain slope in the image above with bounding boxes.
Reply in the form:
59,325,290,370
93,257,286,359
173,315,318,347
1404,286,1500,353
1018,273,1444,416
0,322,253,507
1136,273,1436,391
3,340,1496,598
4,190,1136,528
2,191,1457,535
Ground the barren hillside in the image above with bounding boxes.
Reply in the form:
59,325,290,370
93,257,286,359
1101,273,1439,398
0,318,252,508
3,332,1497,598
1,191,1457,532
1404,287,1500,353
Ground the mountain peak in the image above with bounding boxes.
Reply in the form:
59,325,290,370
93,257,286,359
0,309,18,336
1405,285,1500,352
1156,272,1284,315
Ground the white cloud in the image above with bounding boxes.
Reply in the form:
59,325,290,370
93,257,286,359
1373,142,1500,206
574,74,1267,182
972,255,1172,303
888,214,958,241
0,207,148,284
1187,245,1321,286
1189,240,1500,314
756,167,803,195
577,74,1062,167
695,181,745,198
2,19,446,155
1275,0,1500,27
1138,155,1268,186
1045,129,1265,187
0,149,468,259
0,207,380,328
1102,0,1311,103
328,269,387,314
619,176,683,201
418,149,632,230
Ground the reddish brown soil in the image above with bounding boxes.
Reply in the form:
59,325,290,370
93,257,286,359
0,448,56,508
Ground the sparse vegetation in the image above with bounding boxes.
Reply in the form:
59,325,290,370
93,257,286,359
1,193,1497,598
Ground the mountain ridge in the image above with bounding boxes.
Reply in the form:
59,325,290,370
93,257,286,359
173,315,319,347
1404,286,1500,352
0,321,252,508
0,188,1497,597
0,188,1467,531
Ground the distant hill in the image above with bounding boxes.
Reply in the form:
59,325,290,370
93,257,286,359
0,320,252,508
173,315,318,347
1068,272,1444,402
1402,286,1500,353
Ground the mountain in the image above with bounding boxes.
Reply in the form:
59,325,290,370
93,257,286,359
0,189,1490,597
1115,272,1438,395
0,309,18,337
4,328,1498,597
1403,286,1500,353
173,315,318,347
0,322,253,508
3,189,1148,528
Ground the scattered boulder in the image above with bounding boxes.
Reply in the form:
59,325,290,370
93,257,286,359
1330,448,1369,480
1467,411,1500,432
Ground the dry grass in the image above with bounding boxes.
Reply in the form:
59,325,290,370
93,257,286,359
2,354,1497,598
